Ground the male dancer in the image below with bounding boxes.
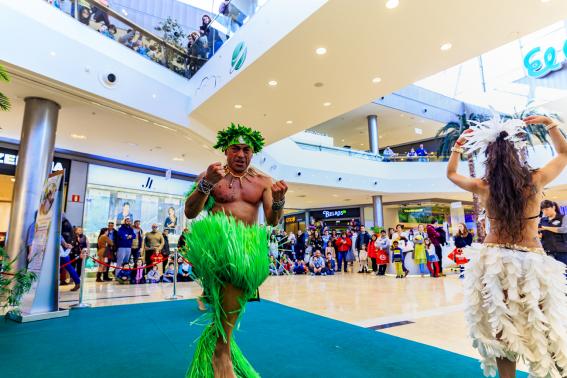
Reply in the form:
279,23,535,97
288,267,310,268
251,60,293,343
183,123,287,378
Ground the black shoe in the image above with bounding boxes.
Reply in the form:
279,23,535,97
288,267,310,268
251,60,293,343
60,281,69,286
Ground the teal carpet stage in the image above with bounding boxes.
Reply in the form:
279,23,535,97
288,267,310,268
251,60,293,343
0,299,526,377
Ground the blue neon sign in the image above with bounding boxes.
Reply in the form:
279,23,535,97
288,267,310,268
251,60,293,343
524,39,567,78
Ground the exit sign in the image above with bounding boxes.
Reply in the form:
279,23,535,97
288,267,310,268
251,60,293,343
71,194,81,203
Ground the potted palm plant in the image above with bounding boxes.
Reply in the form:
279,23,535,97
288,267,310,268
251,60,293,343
0,64,11,111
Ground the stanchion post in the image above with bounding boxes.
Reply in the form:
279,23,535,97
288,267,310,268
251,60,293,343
165,248,183,300
70,249,91,309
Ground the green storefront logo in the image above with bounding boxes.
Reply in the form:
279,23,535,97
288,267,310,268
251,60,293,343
230,41,247,73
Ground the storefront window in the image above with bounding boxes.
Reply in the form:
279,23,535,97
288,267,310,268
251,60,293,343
83,165,193,247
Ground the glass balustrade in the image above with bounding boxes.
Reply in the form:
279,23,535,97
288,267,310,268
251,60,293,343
294,142,453,162
44,0,269,79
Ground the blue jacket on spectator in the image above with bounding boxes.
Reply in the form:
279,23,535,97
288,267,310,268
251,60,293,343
117,269,130,281
117,225,135,248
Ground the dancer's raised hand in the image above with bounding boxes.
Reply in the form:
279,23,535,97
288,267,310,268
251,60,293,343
205,162,225,184
523,115,554,126
271,180,288,202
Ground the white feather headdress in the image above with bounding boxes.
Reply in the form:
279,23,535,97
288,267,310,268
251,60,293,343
462,111,526,155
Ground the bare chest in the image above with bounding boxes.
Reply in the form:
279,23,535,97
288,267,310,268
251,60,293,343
212,176,265,205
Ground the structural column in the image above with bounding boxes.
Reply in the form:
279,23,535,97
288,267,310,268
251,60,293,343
7,97,60,271
367,115,379,154
372,195,384,228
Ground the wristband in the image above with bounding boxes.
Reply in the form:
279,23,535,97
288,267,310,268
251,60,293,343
197,178,215,195
546,123,559,131
451,146,464,154
272,199,285,211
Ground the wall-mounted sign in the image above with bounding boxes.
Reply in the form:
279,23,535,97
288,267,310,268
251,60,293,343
524,39,567,78
0,147,70,181
285,216,296,223
284,214,305,224
311,207,360,220
71,194,81,203
230,41,247,74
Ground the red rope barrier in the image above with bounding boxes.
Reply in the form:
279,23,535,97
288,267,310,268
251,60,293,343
88,255,162,271
60,256,81,269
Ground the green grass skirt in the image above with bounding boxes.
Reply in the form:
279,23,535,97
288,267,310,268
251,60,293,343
181,213,269,378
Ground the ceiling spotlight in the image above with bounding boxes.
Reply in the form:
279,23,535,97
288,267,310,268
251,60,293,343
385,0,399,9
70,134,87,140
414,127,423,135
440,42,452,51
121,8,128,16
268,80,278,86
234,104,242,109
323,102,332,107
286,120,293,124
540,0,551,2
173,157,184,161
315,47,327,55
49,51,56,57
151,93,157,99
372,77,382,83
10,178,15,182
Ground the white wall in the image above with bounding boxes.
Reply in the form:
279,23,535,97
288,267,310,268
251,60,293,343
0,202,11,233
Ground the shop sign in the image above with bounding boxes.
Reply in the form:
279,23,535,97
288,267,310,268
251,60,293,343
524,39,567,78
0,147,70,179
285,216,296,223
71,194,81,202
311,207,360,220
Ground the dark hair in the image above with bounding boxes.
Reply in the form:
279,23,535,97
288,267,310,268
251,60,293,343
457,223,469,237
541,200,561,215
98,227,108,238
484,131,536,243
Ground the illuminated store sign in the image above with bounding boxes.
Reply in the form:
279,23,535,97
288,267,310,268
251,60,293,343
0,147,69,178
524,39,567,78
310,208,360,220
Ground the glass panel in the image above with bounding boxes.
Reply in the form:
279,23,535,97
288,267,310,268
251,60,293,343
44,0,271,79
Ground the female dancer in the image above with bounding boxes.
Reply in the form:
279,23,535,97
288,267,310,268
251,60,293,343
447,114,567,378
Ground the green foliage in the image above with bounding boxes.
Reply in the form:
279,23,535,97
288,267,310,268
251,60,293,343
0,247,37,317
213,123,265,153
370,226,384,234
509,102,565,153
0,64,11,112
435,113,489,159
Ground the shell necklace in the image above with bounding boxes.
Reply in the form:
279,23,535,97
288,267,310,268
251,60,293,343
224,165,250,189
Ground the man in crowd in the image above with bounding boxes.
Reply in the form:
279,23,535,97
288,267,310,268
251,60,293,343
143,224,164,273
162,228,171,271
416,143,428,162
131,220,144,270
116,218,135,278
309,249,326,275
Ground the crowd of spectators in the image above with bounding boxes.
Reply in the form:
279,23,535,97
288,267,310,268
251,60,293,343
45,0,244,78
268,218,460,279
382,144,431,162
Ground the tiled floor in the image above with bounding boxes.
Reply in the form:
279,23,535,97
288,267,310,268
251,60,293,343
60,271,527,372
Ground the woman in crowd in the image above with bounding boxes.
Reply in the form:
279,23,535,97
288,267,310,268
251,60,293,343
311,231,324,255
539,199,567,267
425,238,439,277
367,233,379,273
452,223,472,279
412,229,428,276
336,231,351,273
96,227,113,282
447,114,567,378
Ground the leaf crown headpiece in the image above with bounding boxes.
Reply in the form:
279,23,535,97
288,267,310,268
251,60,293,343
213,123,265,153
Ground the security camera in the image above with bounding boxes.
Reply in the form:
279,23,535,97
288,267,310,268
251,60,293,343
422,108,428,113
100,72,118,87
374,181,378,185
297,172,302,176
338,177,342,181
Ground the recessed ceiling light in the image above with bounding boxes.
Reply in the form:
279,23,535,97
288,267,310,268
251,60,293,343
341,139,345,142
360,143,364,146
440,42,452,51
10,178,15,182
541,0,551,2
372,77,382,84
121,8,128,16
385,0,399,9
315,47,327,55
151,93,157,99
49,51,56,57
400,114,405,117
379,135,383,139
323,102,332,107
332,194,339,197
268,80,278,86
71,133,87,140
414,127,423,135
173,157,184,161
234,104,242,109
127,142,138,147
286,120,293,124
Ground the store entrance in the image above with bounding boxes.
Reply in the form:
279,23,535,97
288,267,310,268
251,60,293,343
0,174,15,247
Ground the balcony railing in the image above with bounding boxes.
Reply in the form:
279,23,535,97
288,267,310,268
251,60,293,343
295,142,451,162
45,0,267,79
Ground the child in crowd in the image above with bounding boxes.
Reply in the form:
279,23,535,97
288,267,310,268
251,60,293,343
451,223,472,279
293,259,307,275
358,243,369,273
376,230,390,276
413,232,428,276
391,241,404,278
326,252,337,272
150,250,164,275
425,238,440,278
162,262,175,283
116,263,130,284
324,256,335,275
131,258,145,284
269,255,281,276
147,265,161,283
269,235,279,259
280,255,293,275
178,260,192,282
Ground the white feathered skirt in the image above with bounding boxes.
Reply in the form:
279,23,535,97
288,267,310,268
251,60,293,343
464,244,567,377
